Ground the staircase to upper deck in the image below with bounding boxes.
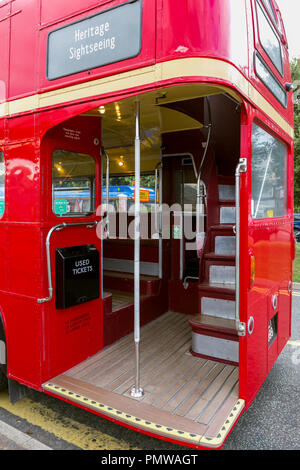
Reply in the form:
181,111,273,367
190,175,239,365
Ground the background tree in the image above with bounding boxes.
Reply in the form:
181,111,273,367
291,58,300,211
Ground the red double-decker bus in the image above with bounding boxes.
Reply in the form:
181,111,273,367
0,0,295,449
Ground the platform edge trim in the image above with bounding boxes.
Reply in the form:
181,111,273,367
43,382,203,444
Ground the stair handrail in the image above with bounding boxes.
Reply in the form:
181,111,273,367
196,97,211,237
183,98,211,288
235,158,247,336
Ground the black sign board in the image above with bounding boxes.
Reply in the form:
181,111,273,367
55,244,100,309
47,0,142,80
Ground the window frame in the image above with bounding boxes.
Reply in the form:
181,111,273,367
52,148,97,218
254,52,287,108
261,0,278,27
250,120,289,222
256,0,283,77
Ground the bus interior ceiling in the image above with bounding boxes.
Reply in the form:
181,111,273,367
81,84,242,350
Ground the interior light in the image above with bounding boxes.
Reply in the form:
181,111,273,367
118,161,124,167
99,106,106,115
115,103,122,121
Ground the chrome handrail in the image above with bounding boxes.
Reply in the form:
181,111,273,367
235,159,247,336
37,221,98,304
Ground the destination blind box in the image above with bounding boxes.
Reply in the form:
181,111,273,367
55,244,100,309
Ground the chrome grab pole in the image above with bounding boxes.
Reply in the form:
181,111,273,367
102,148,110,238
131,101,144,398
158,161,163,279
235,159,247,336
37,221,98,304
154,166,159,235
155,162,163,279
180,211,184,280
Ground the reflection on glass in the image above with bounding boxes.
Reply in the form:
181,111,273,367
257,1,283,75
252,123,287,219
261,0,278,25
255,54,286,107
103,173,156,213
52,149,96,216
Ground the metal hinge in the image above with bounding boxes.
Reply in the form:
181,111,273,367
237,321,246,337
239,158,247,173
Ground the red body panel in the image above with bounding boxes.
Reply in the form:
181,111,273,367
3,0,293,127
238,105,294,405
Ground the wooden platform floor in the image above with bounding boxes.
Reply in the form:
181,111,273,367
43,311,244,448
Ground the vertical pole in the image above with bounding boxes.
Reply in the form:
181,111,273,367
105,151,110,238
131,101,144,398
155,162,163,279
158,162,163,279
100,147,104,299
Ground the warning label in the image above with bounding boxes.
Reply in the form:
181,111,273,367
65,312,91,335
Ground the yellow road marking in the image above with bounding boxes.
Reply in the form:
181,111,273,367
0,390,139,450
293,292,300,297
288,340,300,347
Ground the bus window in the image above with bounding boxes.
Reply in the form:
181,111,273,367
52,149,96,216
104,173,155,213
0,152,4,218
256,1,283,75
251,123,287,219
254,53,287,107
261,0,278,26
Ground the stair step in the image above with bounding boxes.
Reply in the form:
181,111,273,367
190,314,237,336
209,265,235,285
189,314,238,365
201,297,235,320
215,236,235,255
219,199,236,206
220,206,236,224
218,184,235,201
204,252,235,262
198,282,235,297
210,224,235,232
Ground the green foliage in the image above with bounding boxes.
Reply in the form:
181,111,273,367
109,173,155,189
291,59,300,211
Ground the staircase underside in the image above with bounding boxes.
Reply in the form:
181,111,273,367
43,311,244,448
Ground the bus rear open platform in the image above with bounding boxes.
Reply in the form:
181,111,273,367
43,311,244,449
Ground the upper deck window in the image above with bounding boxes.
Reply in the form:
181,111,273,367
52,149,96,216
261,0,278,25
255,53,287,107
0,152,4,218
256,1,283,75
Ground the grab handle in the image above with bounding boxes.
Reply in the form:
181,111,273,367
37,222,98,304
